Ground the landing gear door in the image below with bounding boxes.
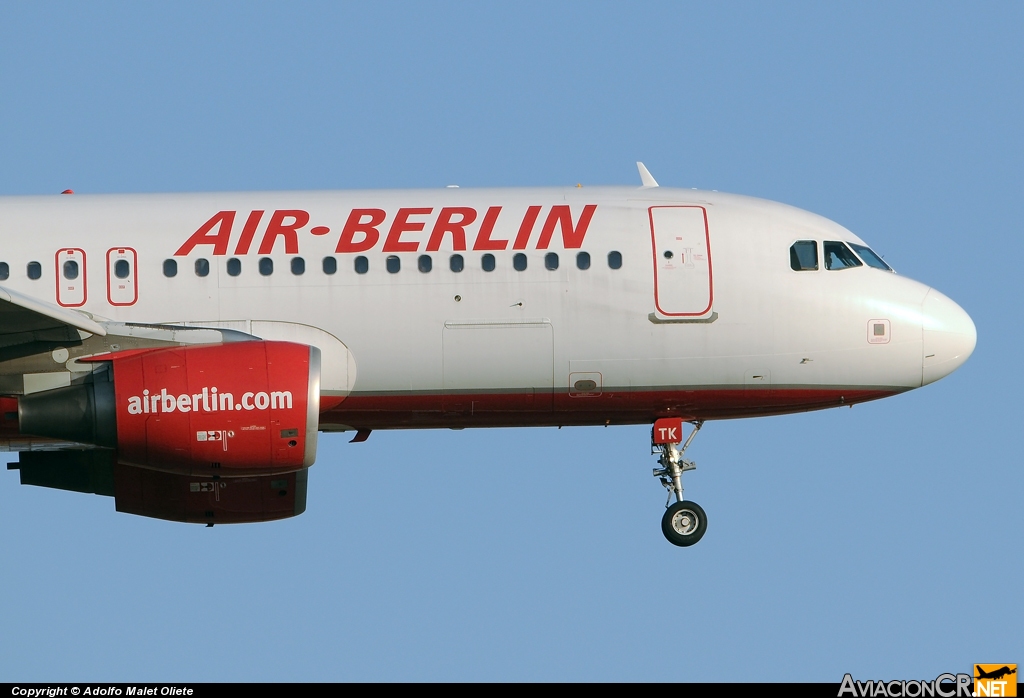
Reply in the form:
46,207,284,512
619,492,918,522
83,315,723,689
649,206,713,318
106,247,138,306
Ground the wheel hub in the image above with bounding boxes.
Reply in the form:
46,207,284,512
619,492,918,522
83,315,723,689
671,509,698,535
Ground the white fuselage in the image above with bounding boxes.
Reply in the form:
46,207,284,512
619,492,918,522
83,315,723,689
0,185,976,431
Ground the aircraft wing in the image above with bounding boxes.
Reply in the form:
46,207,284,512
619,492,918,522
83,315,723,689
0,284,107,343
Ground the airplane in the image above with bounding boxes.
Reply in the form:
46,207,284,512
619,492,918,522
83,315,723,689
976,666,1016,681
0,163,976,546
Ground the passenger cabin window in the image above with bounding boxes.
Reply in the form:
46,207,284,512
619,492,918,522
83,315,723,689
27,261,41,280
322,256,337,275
824,241,862,270
849,243,893,271
513,253,527,271
450,254,464,272
163,259,177,277
291,257,305,275
0,262,8,281
790,241,818,271
355,256,368,274
418,255,432,273
481,254,495,272
386,255,400,274
576,251,590,270
608,251,622,269
63,260,79,280
226,258,241,276
545,253,559,270
114,259,131,279
259,257,273,276
194,259,209,277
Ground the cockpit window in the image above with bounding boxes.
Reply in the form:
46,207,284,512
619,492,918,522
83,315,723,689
790,241,818,271
823,241,863,270
849,243,893,271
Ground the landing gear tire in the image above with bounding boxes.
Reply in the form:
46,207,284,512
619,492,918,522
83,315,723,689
661,500,707,547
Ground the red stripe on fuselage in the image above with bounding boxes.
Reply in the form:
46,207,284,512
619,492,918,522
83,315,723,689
319,387,902,430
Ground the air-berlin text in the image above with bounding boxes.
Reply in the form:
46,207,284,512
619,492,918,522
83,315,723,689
126,388,293,415
174,205,599,256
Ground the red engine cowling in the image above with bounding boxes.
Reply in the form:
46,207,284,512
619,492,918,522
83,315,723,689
113,462,309,524
19,341,321,476
13,450,308,524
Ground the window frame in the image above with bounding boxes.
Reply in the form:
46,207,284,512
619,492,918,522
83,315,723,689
848,242,893,272
113,258,131,280
823,241,863,271
789,240,819,272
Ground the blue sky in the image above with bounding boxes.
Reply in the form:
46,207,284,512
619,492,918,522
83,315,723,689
0,1,1020,681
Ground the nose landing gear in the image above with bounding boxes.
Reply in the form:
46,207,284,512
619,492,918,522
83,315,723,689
652,418,706,547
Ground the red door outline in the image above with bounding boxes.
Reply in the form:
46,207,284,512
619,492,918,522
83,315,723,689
649,205,714,317
55,248,87,307
106,247,139,306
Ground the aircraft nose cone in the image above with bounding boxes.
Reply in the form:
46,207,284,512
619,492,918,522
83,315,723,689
922,289,976,385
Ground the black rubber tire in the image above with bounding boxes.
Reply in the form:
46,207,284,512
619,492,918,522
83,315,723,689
661,500,708,547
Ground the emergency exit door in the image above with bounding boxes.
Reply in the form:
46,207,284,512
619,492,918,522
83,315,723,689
55,248,86,307
649,206,713,317
106,247,138,306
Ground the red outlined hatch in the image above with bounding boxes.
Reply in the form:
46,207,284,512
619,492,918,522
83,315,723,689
106,247,138,306
649,206,713,317
55,248,87,307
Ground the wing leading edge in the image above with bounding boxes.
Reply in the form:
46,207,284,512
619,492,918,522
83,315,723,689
0,284,107,339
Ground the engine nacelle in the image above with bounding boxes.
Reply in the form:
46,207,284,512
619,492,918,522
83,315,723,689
19,341,321,476
13,450,308,524
113,461,309,524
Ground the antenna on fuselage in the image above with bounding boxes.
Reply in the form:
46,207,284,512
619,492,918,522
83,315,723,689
636,162,659,188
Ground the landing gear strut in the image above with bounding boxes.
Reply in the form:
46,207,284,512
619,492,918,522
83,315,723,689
652,418,707,547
